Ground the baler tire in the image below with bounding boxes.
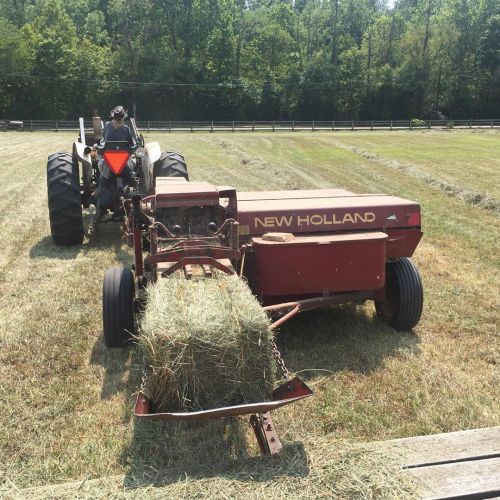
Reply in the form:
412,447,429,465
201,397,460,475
103,267,135,348
153,151,189,185
47,152,84,245
376,257,423,331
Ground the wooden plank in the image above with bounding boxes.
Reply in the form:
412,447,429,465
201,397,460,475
380,427,500,468
407,457,500,500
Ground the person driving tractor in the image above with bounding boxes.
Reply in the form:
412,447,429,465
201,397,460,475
103,106,135,145
95,106,136,216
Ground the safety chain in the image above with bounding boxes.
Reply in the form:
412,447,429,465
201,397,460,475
139,363,148,394
270,337,290,379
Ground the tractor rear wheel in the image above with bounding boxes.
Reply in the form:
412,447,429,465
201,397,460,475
103,267,135,348
153,151,189,185
376,257,423,331
47,152,84,245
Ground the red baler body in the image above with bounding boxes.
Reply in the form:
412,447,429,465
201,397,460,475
149,180,422,305
236,188,421,304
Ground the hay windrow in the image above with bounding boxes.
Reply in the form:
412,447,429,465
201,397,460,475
138,274,275,411
326,138,500,215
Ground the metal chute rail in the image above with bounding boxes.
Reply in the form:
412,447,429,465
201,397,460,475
135,377,313,455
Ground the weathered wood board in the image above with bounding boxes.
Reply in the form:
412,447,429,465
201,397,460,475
412,457,500,499
380,426,500,499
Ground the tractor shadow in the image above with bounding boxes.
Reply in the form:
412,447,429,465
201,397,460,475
276,303,421,379
91,304,410,490
30,217,129,262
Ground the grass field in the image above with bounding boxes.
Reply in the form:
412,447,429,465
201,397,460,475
0,129,499,497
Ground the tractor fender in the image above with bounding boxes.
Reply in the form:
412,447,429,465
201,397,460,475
144,141,161,164
72,141,92,167
73,141,93,201
140,141,161,194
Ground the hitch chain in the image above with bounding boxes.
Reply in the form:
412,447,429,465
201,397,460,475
139,363,148,394
271,337,290,379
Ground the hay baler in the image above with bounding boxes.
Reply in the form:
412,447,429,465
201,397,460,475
107,178,423,341
102,166,423,454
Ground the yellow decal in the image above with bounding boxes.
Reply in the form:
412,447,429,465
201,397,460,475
254,212,376,228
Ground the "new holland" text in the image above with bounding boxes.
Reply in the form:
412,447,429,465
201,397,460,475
254,212,376,228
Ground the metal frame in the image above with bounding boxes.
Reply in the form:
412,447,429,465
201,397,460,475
135,377,313,456
264,291,373,329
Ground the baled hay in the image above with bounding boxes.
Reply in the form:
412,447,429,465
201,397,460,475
139,274,275,411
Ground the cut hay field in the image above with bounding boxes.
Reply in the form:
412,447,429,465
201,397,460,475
0,129,499,498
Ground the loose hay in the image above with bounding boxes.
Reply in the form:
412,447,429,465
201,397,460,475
7,438,420,499
139,274,275,411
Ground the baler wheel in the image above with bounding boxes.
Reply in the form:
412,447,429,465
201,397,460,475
376,257,423,331
47,152,84,245
103,267,135,348
153,151,189,185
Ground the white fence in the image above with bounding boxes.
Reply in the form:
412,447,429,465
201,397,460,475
2,118,500,132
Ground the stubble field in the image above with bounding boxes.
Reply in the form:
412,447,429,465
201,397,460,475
0,129,498,498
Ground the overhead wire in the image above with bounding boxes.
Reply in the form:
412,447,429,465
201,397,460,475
0,72,342,90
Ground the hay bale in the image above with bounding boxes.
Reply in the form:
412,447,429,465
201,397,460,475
139,274,275,412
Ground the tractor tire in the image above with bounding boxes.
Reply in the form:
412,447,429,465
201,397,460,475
376,257,423,331
153,151,189,185
47,152,84,245
103,267,135,348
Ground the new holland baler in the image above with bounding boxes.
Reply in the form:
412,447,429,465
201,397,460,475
124,179,423,332
105,175,423,455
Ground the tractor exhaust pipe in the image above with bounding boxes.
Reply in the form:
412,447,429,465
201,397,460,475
92,116,102,141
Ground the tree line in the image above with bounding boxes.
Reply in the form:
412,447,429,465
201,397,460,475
0,0,498,121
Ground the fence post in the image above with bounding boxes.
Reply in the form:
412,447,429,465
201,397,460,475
351,121,354,131
30,120,33,132
272,120,275,132
390,120,393,131
232,120,235,132
292,120,295,132
252,120,254,132
168,121,171,133
332,120,335,131
370,120,373,131
312,120,315,131
147,121,150,132
469,119,472,129
55,120,58,132
409,120,412,130
190,122,193,133
491,119,494,129
428,120,431,129
211,121,214,132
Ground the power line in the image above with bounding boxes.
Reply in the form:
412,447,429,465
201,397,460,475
0,72,340,89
